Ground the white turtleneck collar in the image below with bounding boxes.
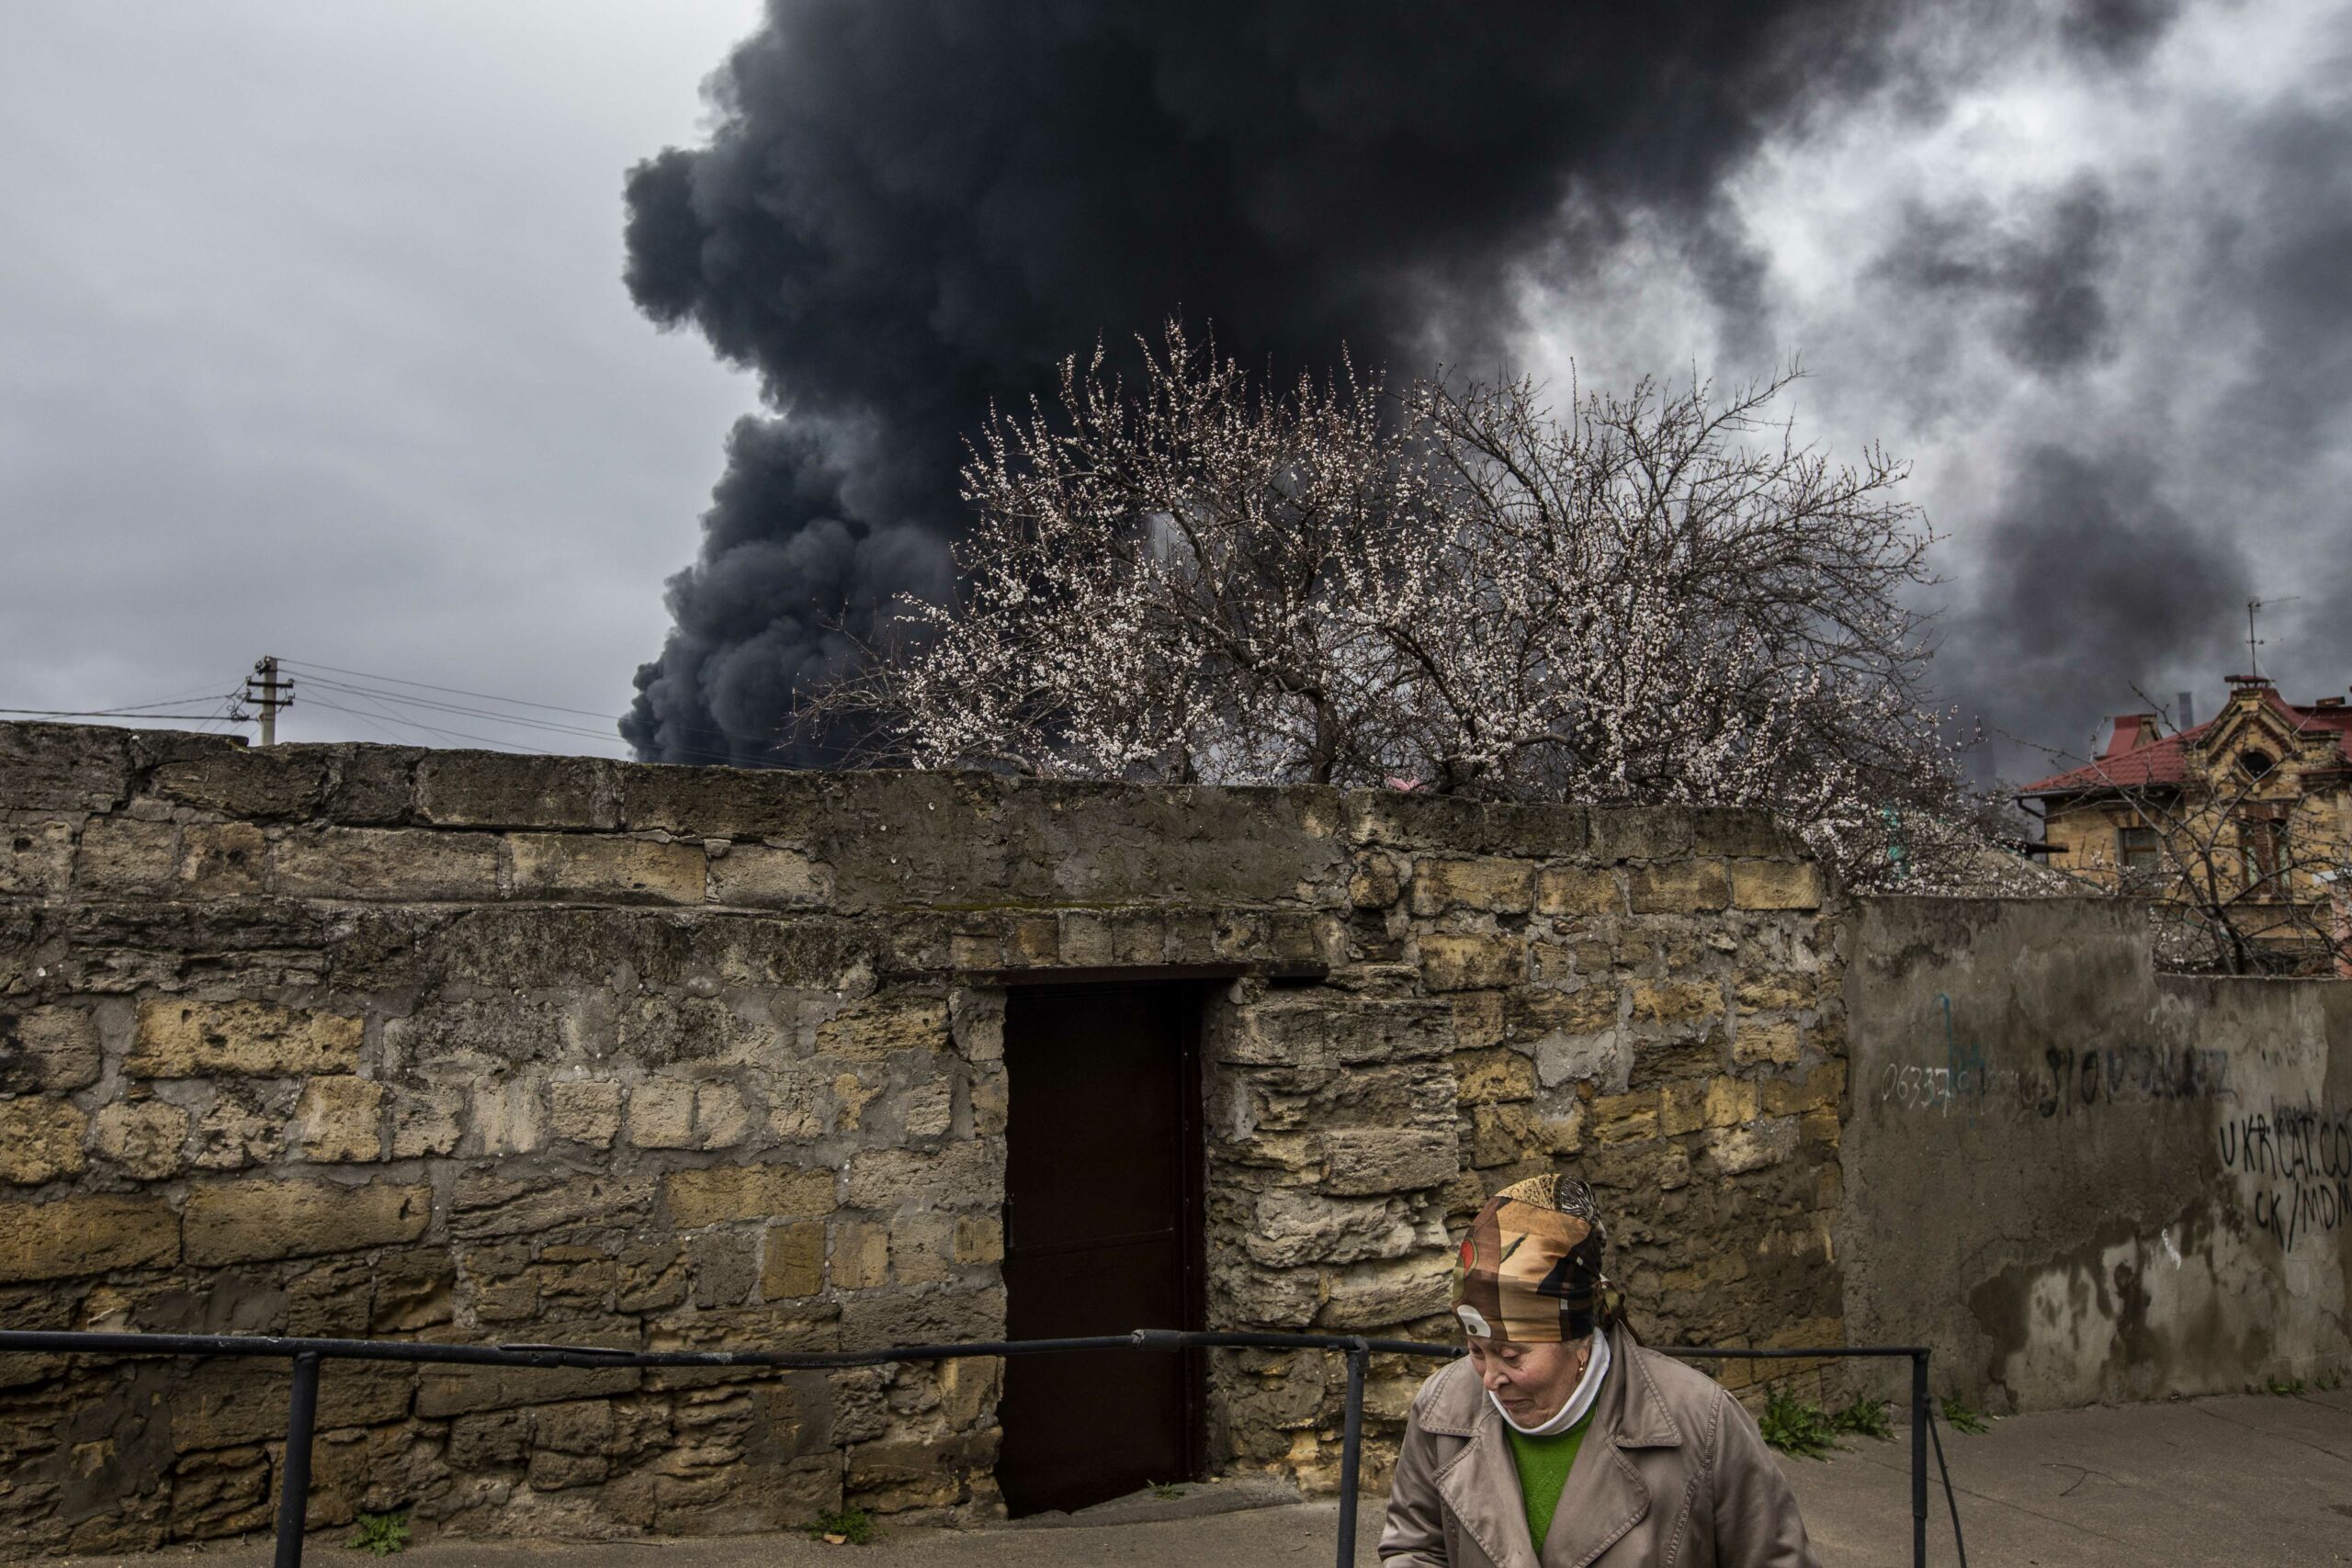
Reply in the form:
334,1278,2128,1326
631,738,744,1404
1487,1326,1611,1437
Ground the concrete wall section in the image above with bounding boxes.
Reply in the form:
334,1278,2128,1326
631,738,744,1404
1838,897,2351,1412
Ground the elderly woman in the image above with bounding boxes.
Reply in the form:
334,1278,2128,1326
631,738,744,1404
1381,1175,1819,1568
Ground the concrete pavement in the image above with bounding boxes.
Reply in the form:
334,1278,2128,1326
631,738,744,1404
49,1385,2352,1568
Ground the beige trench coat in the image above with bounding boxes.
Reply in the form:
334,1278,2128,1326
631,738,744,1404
1379,1343,1821,1568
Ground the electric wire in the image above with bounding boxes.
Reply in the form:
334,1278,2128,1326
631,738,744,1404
295,696,555,755
276,657,755,750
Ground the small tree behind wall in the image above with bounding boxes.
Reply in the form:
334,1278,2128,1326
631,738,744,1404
805,323,2007,891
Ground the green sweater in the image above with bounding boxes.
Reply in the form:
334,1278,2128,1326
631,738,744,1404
1504,1411,1594,1553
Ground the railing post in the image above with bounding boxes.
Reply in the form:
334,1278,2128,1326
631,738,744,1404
273,1351,322,1568
1910,1350,1929,1568
1335,1337,1370,1568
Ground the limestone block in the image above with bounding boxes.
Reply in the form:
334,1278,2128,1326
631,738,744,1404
899,1079,954,1140
837,1284,1005,1351
507,834,705,904
1658,1077,1762,1137
417,754,614,829
151,746,325,818
69,817,176,894
184,1178,428,1265
762,1221,826,1300
175,822,269,898
0,1100,87,1184
372,1247,458,1332
842,1141,1001,1212
0,1005,101,1093
90,1100,191,1179
1627,860,1730,914
1470,1102,1582,1168
129,998,363,1078
692,1083,751,1147
1629,980,1723,1025
953,1214,1003,1265
622,1078,695,1149
947,988,1005,1062
1348,850,1402,909
1731,1019,1804,1067
1448,991,1505,1050
831,1220,890,1289
968,1069,1007,1136
666,1163,836,1227
189,1089,285,1170
1409,856,1537,916
1534,1032,1632,1092
390,1086,466,1158
1507,984,1619,1041
1418,933,1523,992
1321,1128,1458,1195
0,1193,179,1281
1729,860,1823,911
295,1076,386,1162
1735,972,1816,1011
815,994,948,1060
1534,865,1621,917
1588,807,1693,863
1224,992,1453,1066
889,1212,956,1285
1216,1262,1320,1326
1244,1190,1416,1268
548,1080,623,1147
707,843,831,908
273,827,501,901
1587,1089,1660,1145
450,1169,655,1238
1453,1047,1538,1105
1704,1118,1798,1175
417,1359,640,1419
1318,1254,1453,1329
687,1230,758,1307
1760,1060,1844,1117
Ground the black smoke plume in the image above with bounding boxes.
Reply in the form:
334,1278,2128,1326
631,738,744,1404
618,0,1899,763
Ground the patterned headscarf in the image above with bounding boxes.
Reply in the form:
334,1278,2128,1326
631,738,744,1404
1451,1173,1609,1344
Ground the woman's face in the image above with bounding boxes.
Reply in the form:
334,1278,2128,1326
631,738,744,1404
1466,1333,1589,1424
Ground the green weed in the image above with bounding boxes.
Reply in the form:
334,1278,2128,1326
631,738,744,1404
2264,1376,2308,1396
1939,1395,1990,1435
347,1512,410,1557
808,1507,875,1545
1828,1397,1894,1441
1758,1390,1840,1460
1148,1480,1187,1500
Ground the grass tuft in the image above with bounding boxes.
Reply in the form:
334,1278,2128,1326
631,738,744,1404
808,1507,876,1545
1148,1480,1187,1500
1828,1397,1894,1441
1758,1389,1840,1460
348,1512,410,1557
1939,1394,1991,1435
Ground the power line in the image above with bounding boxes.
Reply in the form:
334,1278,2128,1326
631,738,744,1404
0,704,240,719
296,696,557,755
276,656,754,750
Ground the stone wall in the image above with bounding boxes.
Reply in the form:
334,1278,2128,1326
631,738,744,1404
1838,896,2352,1411
0,721,1846,1552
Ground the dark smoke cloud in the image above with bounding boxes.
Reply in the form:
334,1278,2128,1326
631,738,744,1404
618,0,1899,762
1940,446,2252,755
1871,178,2121,377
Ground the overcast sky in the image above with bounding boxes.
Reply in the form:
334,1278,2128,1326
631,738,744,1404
4,1,2346,774
0,2,764,756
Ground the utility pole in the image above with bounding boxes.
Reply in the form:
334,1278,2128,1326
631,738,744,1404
245,656,294,746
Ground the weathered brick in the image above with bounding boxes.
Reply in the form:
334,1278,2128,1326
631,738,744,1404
1588,807,1693,863
953,1213,1003,1265
273,827,501,901
815,995,948,1059
890,1212,956,1285
2,812,75,896
842,1142,1001,1212
1735,971,1817,1012
416,754,613,829
762,1221,826,1299
1729,860,1824,911
1587,1089,1660,1145
173,822,269,898
1629,980,1723,1025
1535,865,1622,917
507,835,705,904
0,724,130,811
469,1077,546,1156
293,1076,385,1161
1731,1019,1804,1067
451,1169,656,1238
151,747,326,819
1409,857,1537,915
1321,1128,1458,1195
1659,1077,1761,1136
1418,933,1524,992
831,1220,889,1288
129,998,363,1078
0,1193,178,1280
70,816,177,894
90,1100,191,1179
183,1179,429,1265
666,1163,837,1227
707,843,831,908
1506,984,1619,1040
1453,1047,1538,1104
1628,860,1731,914
0,1100,87,1184
549,1079,623,1146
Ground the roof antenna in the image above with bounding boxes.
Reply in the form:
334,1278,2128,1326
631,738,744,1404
2246,595,2303,681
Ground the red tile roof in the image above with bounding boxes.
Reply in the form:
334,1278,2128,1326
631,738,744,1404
2018,688,2352,797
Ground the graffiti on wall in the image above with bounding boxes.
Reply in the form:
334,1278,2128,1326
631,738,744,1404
2221,1100,2352,1251
1872,995,2233,1122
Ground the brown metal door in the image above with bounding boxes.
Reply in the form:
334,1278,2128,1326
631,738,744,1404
997,983,1204,1516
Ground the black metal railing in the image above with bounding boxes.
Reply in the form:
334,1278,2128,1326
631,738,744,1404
0,1328,1962,1567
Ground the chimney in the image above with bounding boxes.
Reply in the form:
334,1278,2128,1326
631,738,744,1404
2101,715,2158,758
2177,690,2195,728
